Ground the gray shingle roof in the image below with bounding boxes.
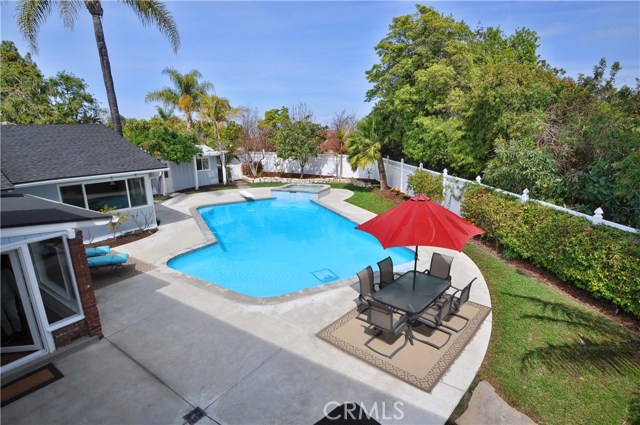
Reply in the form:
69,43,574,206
1,193,110,228
1,171,14,190
1,124,166,186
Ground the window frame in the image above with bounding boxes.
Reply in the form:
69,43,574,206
27,236,83,328
58,176,149,212
196,158,210,171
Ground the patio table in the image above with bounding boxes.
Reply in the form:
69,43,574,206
372,271,451,316
371,271,451,346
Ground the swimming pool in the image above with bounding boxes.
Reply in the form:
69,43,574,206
168,199,414,298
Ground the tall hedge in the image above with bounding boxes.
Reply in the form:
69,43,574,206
462,186,640,317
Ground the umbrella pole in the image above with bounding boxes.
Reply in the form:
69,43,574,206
413,246,418,290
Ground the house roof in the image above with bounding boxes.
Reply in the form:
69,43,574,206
0,193,110,229
0,124,166,186
199,144,224,156
1,171,14,191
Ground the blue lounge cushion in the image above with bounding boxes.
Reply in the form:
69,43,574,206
85,245,111,258
87,253,129,268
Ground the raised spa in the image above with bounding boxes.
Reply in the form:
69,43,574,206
270,183,330,200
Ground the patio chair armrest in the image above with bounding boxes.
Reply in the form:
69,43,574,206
422,268,452,281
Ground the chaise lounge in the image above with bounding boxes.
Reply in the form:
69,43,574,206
87,253,129,269
85,245,129,268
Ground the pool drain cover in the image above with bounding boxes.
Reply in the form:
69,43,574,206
312,269,339,283
183,407,206,425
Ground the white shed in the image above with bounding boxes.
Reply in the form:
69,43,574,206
155,145,227,194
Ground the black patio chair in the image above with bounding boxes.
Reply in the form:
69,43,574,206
424,252,454,281
436,277,476,332
412,296,453,349
363,300,410,359
376,256,401,290
354,266,375,321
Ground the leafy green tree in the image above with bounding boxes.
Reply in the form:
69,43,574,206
274,119,325,178
454,62,561,175
346,115,389,190
366,5,475,157
16,0,180,136
0,40,49,123
259,106,290,146
47,71,106,123
1,40,104,124
541,59,640,226
146,68,212,129
219,121,242,154
483,139,562,199
473,26,540,67
123,117,199,163
197,94,244,151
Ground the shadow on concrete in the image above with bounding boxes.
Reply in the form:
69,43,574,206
155,203,192,225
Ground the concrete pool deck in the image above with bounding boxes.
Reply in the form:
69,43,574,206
1,188,492,425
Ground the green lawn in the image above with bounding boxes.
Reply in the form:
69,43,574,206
339,185,640,425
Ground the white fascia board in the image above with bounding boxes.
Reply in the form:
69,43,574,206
1,218,110,240
13,168,169,189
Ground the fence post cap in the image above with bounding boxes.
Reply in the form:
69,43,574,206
594,207,604,215
443,168,448,175
476,175,482,184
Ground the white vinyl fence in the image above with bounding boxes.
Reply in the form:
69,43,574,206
233,152,637,234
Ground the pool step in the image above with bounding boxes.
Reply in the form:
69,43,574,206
312,269,339,283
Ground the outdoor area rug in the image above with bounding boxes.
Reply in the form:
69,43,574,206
91,255,154,289
1,364,63,407
317,301,491,393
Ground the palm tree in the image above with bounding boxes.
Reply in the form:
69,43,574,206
16,0,180,137
146,68,212,129
346,115,389,190
198,94,245,149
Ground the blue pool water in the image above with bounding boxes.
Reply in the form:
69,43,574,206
168,199,414,297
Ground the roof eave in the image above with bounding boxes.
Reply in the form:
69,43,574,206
11,167,169,188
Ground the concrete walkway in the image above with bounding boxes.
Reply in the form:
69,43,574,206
1,188,492,425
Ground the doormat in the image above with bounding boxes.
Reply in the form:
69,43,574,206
1,364,63,407
317,301,491,393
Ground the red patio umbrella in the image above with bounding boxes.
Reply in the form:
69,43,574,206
356,194,484,289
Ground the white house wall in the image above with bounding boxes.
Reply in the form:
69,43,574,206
197,156,219,186
13,183,60,200
166,161,196,192
164,158,220,192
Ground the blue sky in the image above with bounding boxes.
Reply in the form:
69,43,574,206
1,1,638,125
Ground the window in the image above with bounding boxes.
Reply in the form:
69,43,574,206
60,185,85,208
28,237,80,325
85,180,128,211
127,177,147,207
196,158,209,171
60,177,149,211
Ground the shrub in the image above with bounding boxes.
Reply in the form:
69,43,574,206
407,170,444,203
462,185,640,317
241,161,263,176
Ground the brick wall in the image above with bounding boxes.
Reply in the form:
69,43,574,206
52,229,103,348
